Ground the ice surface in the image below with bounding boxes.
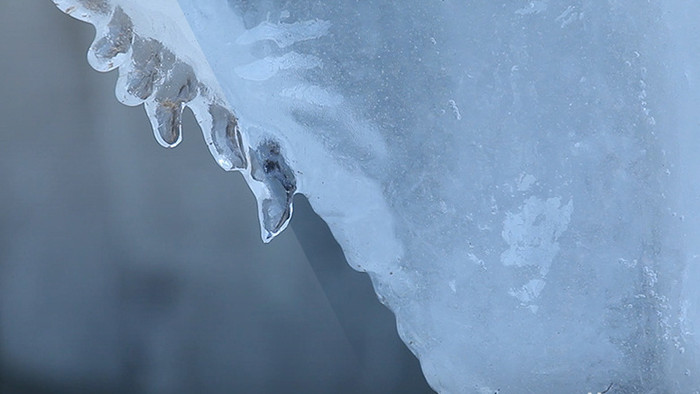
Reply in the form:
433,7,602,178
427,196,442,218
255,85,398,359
52,0,700,392
52,0,287,240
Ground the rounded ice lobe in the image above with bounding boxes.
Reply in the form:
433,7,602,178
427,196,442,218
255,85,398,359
249,141,297,241
144,100,183,147
203,103,247,170
145,63,198,147
88,6,133,72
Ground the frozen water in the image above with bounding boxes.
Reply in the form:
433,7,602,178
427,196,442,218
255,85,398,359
53,0,294,240
51,0,700,392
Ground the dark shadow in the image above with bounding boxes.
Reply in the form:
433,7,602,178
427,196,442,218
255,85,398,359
291,195,434,394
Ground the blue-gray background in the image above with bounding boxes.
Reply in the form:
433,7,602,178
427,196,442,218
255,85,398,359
0,2,431,393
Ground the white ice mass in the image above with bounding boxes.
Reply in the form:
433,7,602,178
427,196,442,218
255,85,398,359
51,0,700,392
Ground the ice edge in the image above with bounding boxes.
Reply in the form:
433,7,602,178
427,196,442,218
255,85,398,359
51,1,428,388
52,0,295,242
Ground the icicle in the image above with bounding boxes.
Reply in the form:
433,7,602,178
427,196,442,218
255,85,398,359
51,0,297,242
249,141,296,241
88,6,133,72
206,103,248,170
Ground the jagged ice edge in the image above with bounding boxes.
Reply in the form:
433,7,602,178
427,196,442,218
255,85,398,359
52,0,297,242
50,1,435,389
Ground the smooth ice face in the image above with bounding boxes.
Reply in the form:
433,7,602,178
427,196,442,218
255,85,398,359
52,0,700,392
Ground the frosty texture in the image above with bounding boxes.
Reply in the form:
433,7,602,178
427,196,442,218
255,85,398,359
52,0,700,392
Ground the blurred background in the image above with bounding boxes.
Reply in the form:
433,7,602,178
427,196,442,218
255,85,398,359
0,2,431,393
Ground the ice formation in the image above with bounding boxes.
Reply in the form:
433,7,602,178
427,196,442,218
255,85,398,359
52,0,700,392
52,0,293,241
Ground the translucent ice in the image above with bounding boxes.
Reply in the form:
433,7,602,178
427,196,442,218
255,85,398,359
52,0,289,240
51,0,700,392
